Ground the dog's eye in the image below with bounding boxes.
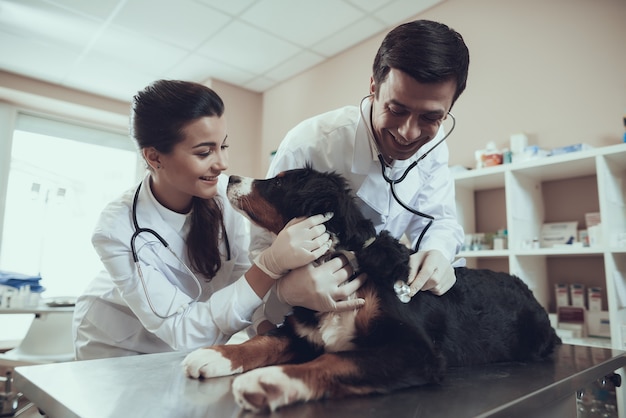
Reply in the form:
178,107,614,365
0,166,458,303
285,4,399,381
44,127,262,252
273,179,282,188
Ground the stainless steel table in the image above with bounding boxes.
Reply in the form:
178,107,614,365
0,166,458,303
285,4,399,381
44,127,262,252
13,344,626,418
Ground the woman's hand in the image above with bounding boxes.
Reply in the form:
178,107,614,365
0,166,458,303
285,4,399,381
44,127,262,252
276,256,366,312
254,213,334,279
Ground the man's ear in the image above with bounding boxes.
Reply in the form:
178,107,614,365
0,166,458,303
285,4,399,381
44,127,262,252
143,147,161,170
369,76,376,95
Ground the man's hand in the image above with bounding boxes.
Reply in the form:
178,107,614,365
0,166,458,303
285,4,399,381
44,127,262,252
407,249,456,296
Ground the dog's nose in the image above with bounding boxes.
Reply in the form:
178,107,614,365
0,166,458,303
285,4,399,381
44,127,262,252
228,175,241,185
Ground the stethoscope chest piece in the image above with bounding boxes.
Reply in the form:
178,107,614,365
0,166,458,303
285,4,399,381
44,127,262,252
394,280,411,303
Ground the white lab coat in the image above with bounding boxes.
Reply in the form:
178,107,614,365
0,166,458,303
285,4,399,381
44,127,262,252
249,99,465,325
73,174,258,360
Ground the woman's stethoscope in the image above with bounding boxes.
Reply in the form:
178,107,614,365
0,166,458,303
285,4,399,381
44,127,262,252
359,94,456,253
130,181,203,319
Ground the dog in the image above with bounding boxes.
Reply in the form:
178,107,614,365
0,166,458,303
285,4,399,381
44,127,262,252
182,167,561,412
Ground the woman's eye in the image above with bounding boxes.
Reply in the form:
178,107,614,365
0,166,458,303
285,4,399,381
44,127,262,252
198,150,213,157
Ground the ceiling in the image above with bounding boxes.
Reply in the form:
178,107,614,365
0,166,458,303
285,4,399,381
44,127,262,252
0,0,442,103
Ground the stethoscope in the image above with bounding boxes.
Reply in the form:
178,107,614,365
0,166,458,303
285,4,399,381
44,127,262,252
130,180,203,319
359,94,456,253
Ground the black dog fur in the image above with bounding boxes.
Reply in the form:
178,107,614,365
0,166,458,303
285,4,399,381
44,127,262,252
182,167,561,411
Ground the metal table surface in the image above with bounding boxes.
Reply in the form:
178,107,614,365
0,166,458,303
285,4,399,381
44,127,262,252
13,344,626,418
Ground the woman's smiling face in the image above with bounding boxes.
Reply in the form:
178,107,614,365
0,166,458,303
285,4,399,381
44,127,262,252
148,115,229,213
370,68,456,164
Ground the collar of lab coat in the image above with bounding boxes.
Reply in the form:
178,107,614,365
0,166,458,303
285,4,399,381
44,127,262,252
134,174,190,265
351,97,428,219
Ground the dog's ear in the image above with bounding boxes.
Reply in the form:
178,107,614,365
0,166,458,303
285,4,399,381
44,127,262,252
356,231,410,284
321,187,376,251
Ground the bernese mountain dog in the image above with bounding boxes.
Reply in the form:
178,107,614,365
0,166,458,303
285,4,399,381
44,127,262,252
182,167,561,412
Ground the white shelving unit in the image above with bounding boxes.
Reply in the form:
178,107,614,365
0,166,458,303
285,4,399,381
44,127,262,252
454,143,626,349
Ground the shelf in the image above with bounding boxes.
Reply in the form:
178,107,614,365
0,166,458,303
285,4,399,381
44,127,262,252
560,336,613,349
453,143,626,349
458,250,509,258
513,247,606,257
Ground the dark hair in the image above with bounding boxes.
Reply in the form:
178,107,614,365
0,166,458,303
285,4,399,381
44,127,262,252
131,80,227,280
372,20,470,107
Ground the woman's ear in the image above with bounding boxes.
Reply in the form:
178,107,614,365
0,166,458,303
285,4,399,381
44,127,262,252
143,147,161,171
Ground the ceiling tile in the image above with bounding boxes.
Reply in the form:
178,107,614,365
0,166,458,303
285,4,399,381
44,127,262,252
0,0,433,99
243,76,277,93
344,0,394,13
240,0,364,47
166,54,256,86
194,0,257,16
112,0,232,50
310,16,387,57
0,30,79,82
89,25,189,74
29,0,121,20
0,0,102,52
65,52,159,101
374,0,443,25
196,20,300,74
264,51,325,82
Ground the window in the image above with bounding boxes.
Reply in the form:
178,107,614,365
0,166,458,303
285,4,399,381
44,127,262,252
0,114,141,298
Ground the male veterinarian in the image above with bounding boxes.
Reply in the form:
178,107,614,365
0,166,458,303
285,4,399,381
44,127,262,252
250,19,469,327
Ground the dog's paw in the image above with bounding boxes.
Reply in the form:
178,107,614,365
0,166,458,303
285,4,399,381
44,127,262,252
232,366,311,412
182,347,242,379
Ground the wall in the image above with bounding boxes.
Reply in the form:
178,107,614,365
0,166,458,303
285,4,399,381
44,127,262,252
261,0,626,172
2,0,625,176
0,71,264,178
211,79,264,177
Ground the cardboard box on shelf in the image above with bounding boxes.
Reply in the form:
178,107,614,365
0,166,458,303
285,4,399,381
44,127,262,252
585,212,601,229
570,284,585,308
587,287,602,312
555,283,570,307
557,306,586,338
587,311,610,338
540,221,578,248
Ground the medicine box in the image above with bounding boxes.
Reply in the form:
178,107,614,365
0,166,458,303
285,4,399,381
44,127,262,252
557,306,586,338
587,311,610,338
555,283,570,307
587,287,602,312
570,284,585,308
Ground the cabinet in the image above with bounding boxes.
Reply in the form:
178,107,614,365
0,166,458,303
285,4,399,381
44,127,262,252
453,143,626,349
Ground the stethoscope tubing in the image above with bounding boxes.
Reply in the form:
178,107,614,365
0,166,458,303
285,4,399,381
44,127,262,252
359,94,456,253
130,181,202,319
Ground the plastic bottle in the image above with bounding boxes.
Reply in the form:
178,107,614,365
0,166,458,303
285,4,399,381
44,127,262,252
481,141,503,167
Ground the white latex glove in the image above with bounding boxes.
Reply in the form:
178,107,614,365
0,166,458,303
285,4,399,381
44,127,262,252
254,213,333,279
276,256,366,312
407,249,456,296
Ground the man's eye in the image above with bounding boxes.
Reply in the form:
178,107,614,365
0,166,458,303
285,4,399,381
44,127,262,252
388,107,407,116
423,114,444,123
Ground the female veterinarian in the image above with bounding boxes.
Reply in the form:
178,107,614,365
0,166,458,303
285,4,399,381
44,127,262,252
72,80,363,360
